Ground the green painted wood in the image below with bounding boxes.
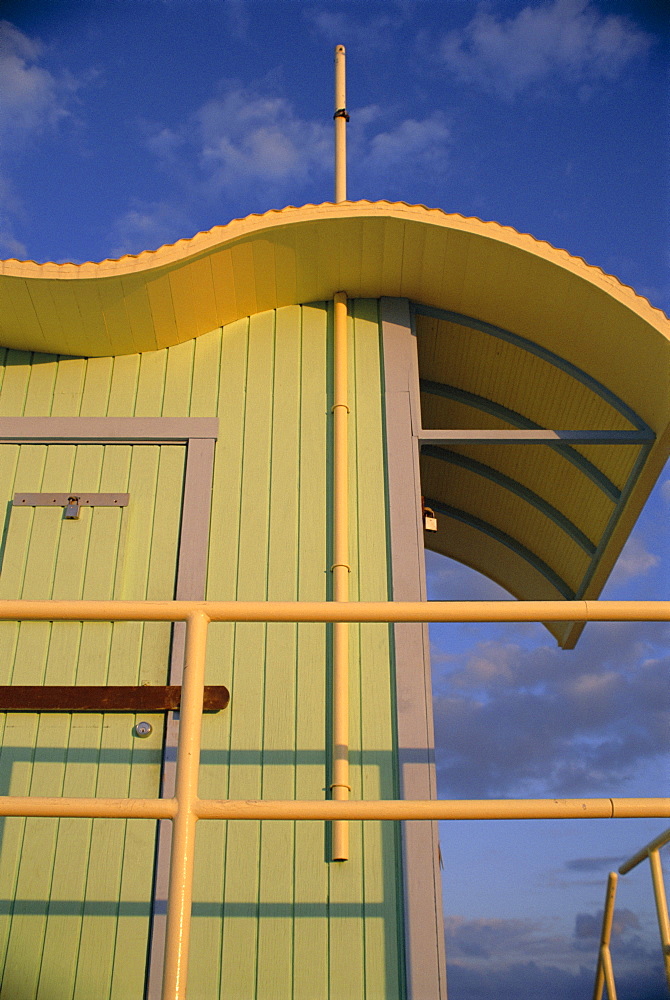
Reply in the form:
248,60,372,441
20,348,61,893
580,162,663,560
292,303,329,1000
0,301,405,999
255,304,301,1000
0,436,184,999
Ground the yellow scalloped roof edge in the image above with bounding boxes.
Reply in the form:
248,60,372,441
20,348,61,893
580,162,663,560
1,200,667,326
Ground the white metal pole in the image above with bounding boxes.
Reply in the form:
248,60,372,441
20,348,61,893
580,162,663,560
334,45,348,202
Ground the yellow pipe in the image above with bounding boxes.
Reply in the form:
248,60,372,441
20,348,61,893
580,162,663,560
1,796,667,822
162,611,209,1000
0,599,669,623
619,825,670,873
0,797,177,818
192,798,670,820
334,45,347,203
648,850,670,989
331,290,350,860
592,872,618,1000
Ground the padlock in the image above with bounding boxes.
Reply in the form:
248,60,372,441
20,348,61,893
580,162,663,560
423,507,438,532
64,496,81,520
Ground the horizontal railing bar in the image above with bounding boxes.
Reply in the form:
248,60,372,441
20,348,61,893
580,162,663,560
619,826,670,874
0,685,230,712
0,797,667,821
0,600,668,623
0,797,178,818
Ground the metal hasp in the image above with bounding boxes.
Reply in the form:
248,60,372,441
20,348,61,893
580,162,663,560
0,685,230,713
13,492,130,512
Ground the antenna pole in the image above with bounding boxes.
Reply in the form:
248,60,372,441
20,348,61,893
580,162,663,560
334,45,348,202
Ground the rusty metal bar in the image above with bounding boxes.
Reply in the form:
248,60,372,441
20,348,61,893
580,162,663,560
0,685,229,712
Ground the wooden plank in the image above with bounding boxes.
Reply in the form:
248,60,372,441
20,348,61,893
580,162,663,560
184,323,242,999
381,298,447,1000
0,685,229,712
292,303,329,1000
72,725,131,999
1,714,69,998
36,713,101,999
79,357,113,417
23,353,58,417
162,339,194,417
0,350,31,416
135,349,167,418
218,308,275,997
109,713,163,1000
353,300,405,998
50,357,87,417
190,328,221,418
0,714,39,976
255,304,301,999
107,354,140,417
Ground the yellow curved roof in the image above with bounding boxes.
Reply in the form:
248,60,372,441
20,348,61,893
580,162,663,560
1,200,669,646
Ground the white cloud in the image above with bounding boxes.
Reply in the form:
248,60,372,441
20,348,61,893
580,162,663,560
0,20,77,148
121,80,453,244
0,20,84,261
439,0,652,99
109,200,191,257
195,86,331,192
608,534,659,584
432,622,670,797
354,110,451,184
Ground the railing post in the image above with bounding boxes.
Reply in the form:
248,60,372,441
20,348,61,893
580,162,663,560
593,872,618,1000
161,610,209,1000
648,849,670,990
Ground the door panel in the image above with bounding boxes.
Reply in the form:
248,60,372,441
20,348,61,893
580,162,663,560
0,443,185,1000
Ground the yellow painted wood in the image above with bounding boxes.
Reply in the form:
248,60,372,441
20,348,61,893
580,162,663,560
120,274,157,352
0,304,406,999
190,328,221,418
219,307,275,998
135,348,167,417
255,304,301,999
51,356,87,417
80,356,113,417
0,349,32,416
23,353,58,416
162,339,193,417
292,303,329,1000
107,354,139,416
0,435,184,998
352,300,404,997
3,203,668,630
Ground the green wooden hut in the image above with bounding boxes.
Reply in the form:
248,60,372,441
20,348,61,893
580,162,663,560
0,198,669,999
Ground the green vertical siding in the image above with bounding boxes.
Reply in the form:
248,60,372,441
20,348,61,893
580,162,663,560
0,302,404,999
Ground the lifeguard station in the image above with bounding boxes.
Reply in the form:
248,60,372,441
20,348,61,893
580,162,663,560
0,47,668,999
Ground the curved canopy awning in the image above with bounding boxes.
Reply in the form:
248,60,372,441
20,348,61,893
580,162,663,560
1,200,669,645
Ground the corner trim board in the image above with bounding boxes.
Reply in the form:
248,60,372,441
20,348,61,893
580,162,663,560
381,296,448,1000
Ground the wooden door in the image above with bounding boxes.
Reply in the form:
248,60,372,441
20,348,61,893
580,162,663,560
0,442,185,1000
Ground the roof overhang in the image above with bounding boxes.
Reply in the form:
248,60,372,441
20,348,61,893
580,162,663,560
1,201,669,645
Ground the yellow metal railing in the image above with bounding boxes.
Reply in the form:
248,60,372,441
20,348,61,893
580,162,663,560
1,598,669,1000
594,827,670,1000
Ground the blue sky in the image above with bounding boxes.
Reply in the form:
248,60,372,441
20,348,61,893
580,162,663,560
1,1,669,997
